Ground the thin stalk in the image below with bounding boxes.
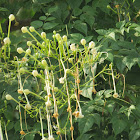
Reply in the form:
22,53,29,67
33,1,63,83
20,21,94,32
19,105,23,131
39,108,44,139
60,59,74,140
0,120,4,140
110,64,117,94
4,122,8,140
7,20,11,38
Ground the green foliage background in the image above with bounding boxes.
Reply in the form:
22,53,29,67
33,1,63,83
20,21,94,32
0,0,140,140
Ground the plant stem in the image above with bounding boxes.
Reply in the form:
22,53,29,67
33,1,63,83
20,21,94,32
0,120,4,140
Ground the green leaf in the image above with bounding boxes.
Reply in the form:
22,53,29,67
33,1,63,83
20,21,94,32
105,101,115,114
82,5,96,16
122,56,137,70
74,21,87,36
67,0,83,8
31,20,43,28
96,29,108,35
46,17,56,21
133,0,140,10
107,53,114,62
129,128,140,140
70,33,84,44
116,20,125,28
73,8,82,16
111,118,127,135
77,134,90,140
85,36,93,42
115,57,126,72
25,133,35,140
43,22,59,30
85,0,92,4
93,113,101,127
81,81,93,100
6,121,14,131
80,13,95,29
48,5,58,13
78,114,95,134
39,16,47,20
0,7,8,11
92,0,111,13
96,90,105,97
78,113,101,134
106,32,115,41
104,90,113,98
134,26,140,32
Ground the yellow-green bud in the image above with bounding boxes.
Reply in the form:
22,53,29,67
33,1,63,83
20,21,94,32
62,35,67,42
80,39,86,46
27,41,32,47
23,89,31,95
19,68,25,73
89,41,95,49
41,60,47,66
6,94,13,100
17,47,24,54
26,48,31,55
21,27,28,33
68,58,73,63
29,26,35,32
9,14,15,21
41,32,46,38
32,70,38,77
3,37,11,45
54,87,59,92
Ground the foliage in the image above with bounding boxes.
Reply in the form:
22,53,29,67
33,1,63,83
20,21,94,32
0,0,140,140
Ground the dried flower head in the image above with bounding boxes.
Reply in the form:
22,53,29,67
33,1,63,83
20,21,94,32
17,89,23,94
20,130,25,135
113,93,119,98
25,104,32,110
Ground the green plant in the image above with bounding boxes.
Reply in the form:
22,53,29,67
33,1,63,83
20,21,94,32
0,0,140,139
0,14,112,140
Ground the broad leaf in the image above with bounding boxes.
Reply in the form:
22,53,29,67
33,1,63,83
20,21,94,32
31,20,43,28
78,114,95,134
81,81,93,100
74,21,87,36
111,118,127,135
43,22,59,30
